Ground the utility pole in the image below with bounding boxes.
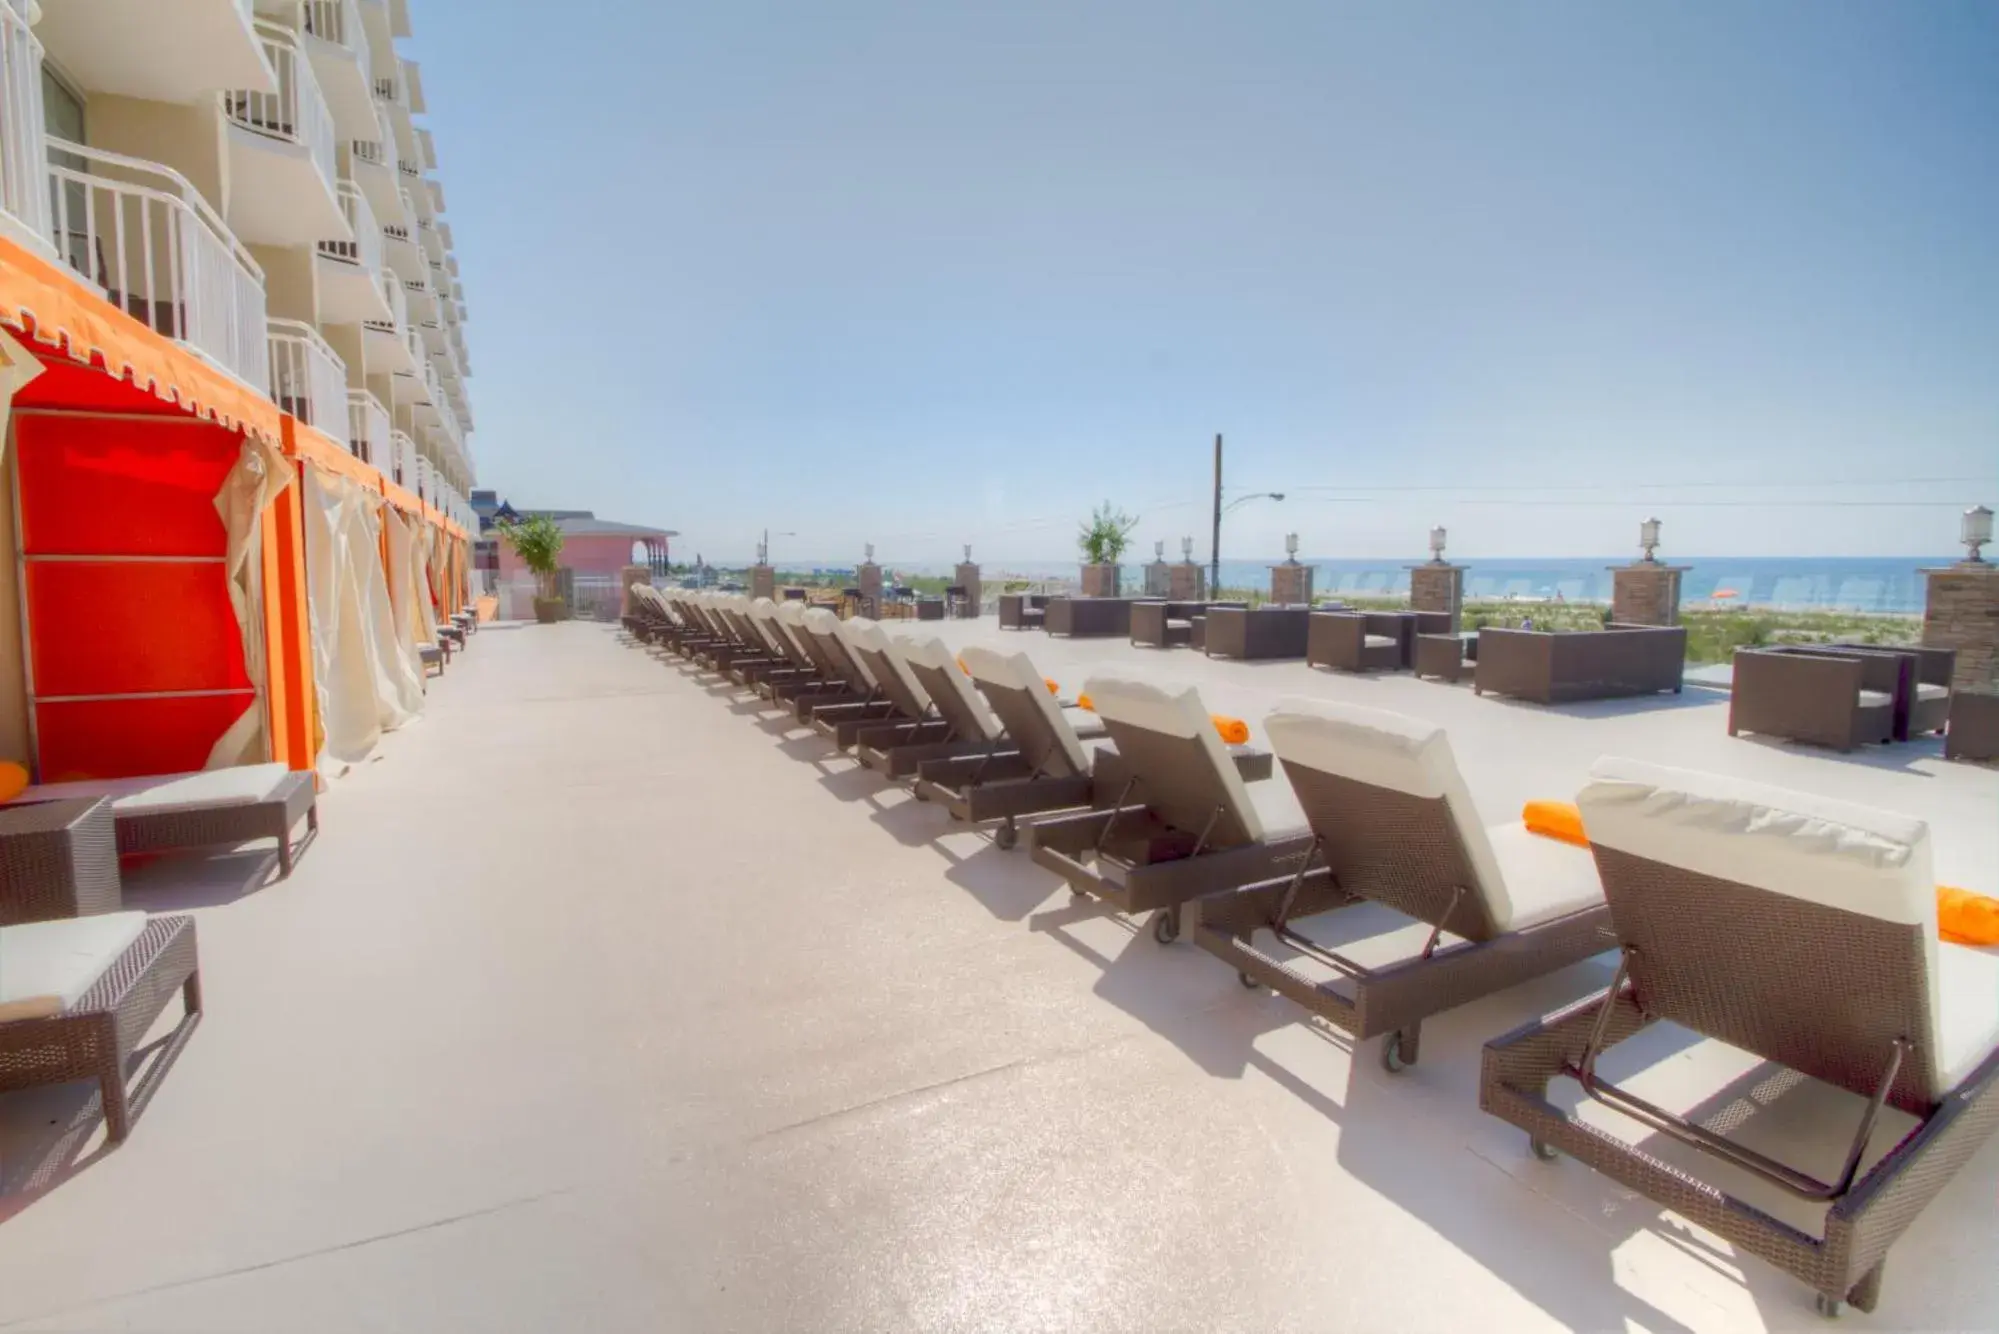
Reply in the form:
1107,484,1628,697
1209,433,1223,596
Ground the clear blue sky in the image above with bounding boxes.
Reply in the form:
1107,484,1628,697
420,0,1996,565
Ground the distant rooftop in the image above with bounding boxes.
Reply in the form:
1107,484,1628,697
469,493,676,539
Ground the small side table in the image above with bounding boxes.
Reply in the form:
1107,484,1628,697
0,797,121,926
1414,634,1466,683
1945,690,1999,763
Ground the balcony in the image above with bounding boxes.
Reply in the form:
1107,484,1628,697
347,104,402,221
46,139,269,391
0,2,48,250
347,387,390,466
267,317,348,436
33,0,272,106
381,188,424,282
387,426,417,488
315,181,392,325
417,217,444,264
361,271,416,376
301,0,377,142
402,273,438,326
225,18,345,247
414,126,437,173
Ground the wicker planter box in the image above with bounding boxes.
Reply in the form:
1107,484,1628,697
1080,564,1121,598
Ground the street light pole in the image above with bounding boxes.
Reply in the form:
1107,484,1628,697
1210,433,1223,597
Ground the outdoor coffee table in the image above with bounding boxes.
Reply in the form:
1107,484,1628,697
0,797,119,925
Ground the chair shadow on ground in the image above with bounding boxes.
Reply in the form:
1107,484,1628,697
116,841,297,912
0,1006,201,1226
1476,689,1724,720
1727,730,1948,776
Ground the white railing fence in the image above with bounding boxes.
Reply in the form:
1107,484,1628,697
363,268,406,335
302,0,371,90
46,139,269,391
0,0,47,243
389,427,417,487
318,179,381,272
347,387,389,464
232,21,339,200
268,317,348,434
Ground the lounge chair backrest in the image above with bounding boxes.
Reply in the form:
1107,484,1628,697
1263,697,1508,939
748,598,791,656
838,618,929,717
770,601,818,666
803,608,875,690
1084,673,1262,847
895,636,999,741
962,645,1090,776
1575,756,1951,1112
1579,756,1947,1109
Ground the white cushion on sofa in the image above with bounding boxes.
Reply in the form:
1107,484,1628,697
0,911,148,1010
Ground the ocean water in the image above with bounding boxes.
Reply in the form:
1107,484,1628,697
928,556,1956,615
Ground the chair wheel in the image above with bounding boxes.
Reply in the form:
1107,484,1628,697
1239,971,1260,990
1529,1137,1559,1162
1815,1293,1844,1320
1152,911,1180,945
993,821,1018,851
1380,1031,1414,1073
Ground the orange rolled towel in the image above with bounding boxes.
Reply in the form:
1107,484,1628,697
1077,694,1095,712
0,760,25,804
956,656,970,674
1211,715,1250,745
1939,887,1999,946
1045,678,1061,695
1522,800,1589,848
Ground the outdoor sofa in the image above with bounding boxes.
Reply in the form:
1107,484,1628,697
1473,623,1686,704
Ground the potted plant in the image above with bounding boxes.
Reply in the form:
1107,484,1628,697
1077,500,1137,598
499,515,566,623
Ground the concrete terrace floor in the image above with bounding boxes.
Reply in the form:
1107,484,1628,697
0,618,1994,1332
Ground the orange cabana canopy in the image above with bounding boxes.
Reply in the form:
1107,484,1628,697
0,234,282,446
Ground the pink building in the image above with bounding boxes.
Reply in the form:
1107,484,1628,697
491,513,677,582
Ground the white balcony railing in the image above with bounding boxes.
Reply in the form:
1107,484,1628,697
347,387,389,465
388,427,417,487
230,21,339,200
1,0,47,243
268,317,348,434
303,0,372,90
318,179,381,272
46,139,269,391
363,268,406,335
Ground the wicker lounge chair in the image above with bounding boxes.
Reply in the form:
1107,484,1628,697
1191,698,1613,1070
909,645,1122,848
1481,758,1999,1318
761,603,852,705
0,910,201,1143
1730,647,1899,751
820,618,933,749
1027,673,1306,944
856,635,1002,779
24,763,319,878
793,609,898,730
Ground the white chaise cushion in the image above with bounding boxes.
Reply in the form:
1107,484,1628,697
840,618,929,710
963,645,1090,776
1363,635,1398,649
27,762,292,816
895,636,998,739
1264,697,1521,930
1085,672,1263,843
0,911,149,1010
803,608,873,686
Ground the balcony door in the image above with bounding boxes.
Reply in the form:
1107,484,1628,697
41,67,88,278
